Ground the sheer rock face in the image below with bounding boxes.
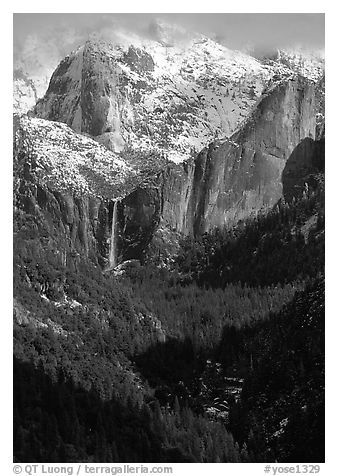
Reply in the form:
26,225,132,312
14,115,161,267
132,76,318,242
159,76,317,235
282,137,325,202
119,188,162,261
14,75,317,266
32,37,277,161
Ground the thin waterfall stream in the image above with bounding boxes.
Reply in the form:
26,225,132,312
109,200,119,268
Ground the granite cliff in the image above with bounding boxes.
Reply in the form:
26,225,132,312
31,34,280,162
14,72,319,268
159,75,316,235
13,27,325,267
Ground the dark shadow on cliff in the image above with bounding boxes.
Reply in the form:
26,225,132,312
282,137,325,202
119,188,161,262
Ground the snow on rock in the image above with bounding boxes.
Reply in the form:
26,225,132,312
13,68,52,115
274,48,324,82
32,26,288,164
14,115,139,199
259,46,324,84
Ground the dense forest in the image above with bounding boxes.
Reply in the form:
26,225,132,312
175,175,324,288
13,164,324,462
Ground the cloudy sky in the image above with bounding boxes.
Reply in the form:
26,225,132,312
13,13,324,78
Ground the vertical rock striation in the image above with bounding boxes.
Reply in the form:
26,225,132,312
15,74,319,267
32,35,276,160
159,76,317,235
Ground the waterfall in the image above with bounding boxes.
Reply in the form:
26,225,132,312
109,200,119,269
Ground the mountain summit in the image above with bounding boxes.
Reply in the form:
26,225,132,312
14,25,324,263
31,34,287,162
13,16,325,464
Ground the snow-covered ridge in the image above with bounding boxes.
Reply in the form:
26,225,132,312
14,116,138,199
261,47,324,83
32,32,283,164
16,22,324,168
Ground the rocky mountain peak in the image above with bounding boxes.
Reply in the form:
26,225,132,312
14,24,324,263
32,33,282,162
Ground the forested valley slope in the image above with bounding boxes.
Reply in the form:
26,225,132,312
13,25,325,463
